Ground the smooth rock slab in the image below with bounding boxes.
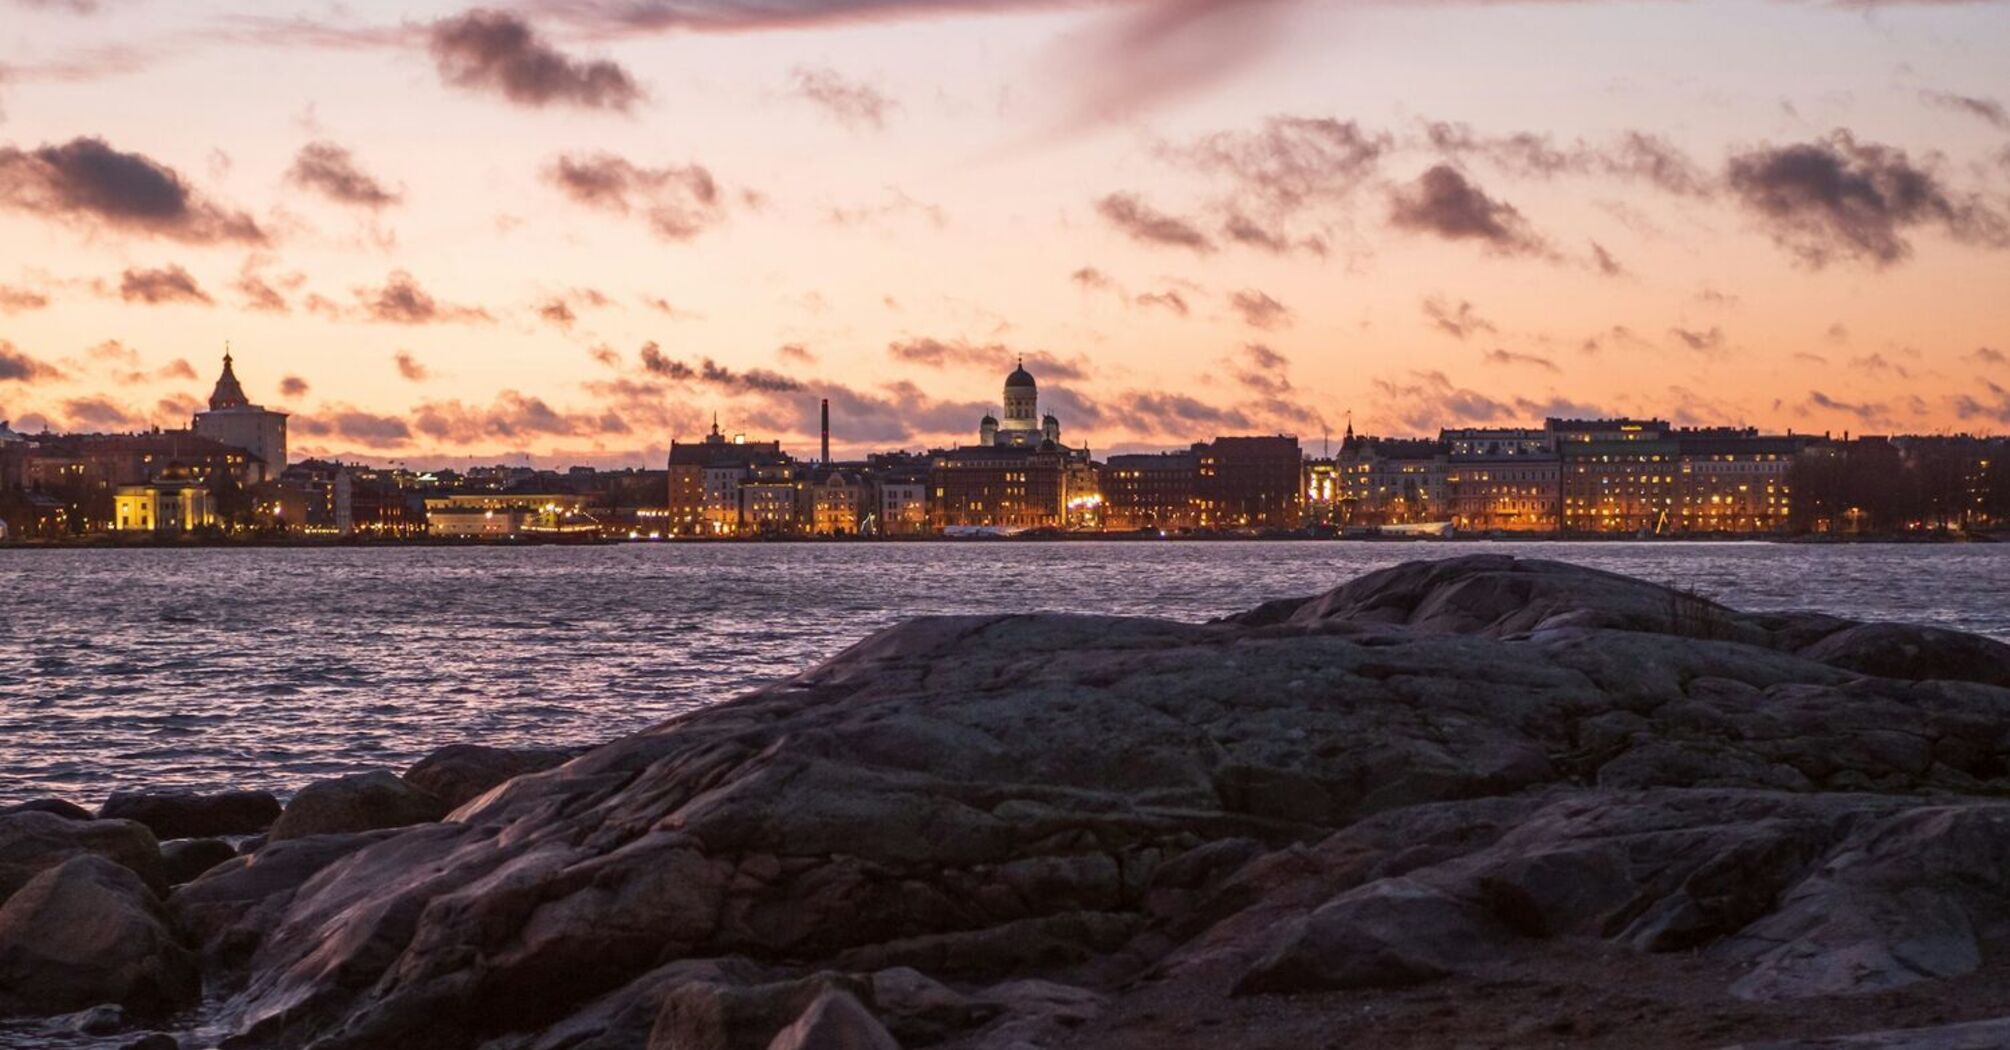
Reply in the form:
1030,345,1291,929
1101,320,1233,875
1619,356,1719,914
0,855,198,1018
99,790,280,840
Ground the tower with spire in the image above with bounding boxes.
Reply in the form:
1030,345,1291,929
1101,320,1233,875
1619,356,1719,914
192,346,289,482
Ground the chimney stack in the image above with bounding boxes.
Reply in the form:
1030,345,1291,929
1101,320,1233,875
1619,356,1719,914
820,398,831,465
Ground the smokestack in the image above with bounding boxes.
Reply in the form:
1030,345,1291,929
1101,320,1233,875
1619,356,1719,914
820,398,831,465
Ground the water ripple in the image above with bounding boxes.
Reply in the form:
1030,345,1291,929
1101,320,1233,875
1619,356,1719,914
2,541,2006,804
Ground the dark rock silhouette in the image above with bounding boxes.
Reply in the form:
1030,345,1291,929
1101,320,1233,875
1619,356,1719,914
267,771,448,841
99,790,281,840
57,554,2010,1047
0,855,197,1018
402,744,580,811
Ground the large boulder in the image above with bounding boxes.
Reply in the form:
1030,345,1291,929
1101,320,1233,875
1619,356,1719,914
178,557,2010,1050
99,790,280,840
267,771,447,841
402,744,578,811
160,838,237,887
1796,622,2010,687
0,799,93,821
0,811,165,903
0,855,198,1018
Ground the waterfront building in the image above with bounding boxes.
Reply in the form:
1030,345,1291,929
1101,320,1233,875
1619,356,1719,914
424,492,596,537
1102,451,1199,530
1442,427,1559,532
666,419,788,535
936,362,1092,530
810,470,864,535
933,444,1070,529
1672,432,1807,533
1194,436,1303,528
737,459,807,535
192,351,288,482
113,471,216,533
1336,434,1445,525
1555,418,1681,534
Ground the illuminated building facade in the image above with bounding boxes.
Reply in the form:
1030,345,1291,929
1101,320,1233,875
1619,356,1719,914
1194,436,1302,528
666,419,788,535
1442,428,1558,532
810,471,864,535
114,475,216,533
1102,451,1198,530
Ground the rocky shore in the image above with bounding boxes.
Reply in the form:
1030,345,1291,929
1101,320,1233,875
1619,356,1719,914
5,555,2010,1049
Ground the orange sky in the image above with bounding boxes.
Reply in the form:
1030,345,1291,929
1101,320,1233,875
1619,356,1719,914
1,0,2007,467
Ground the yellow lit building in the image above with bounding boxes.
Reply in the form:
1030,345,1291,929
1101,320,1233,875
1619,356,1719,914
114,481,216,533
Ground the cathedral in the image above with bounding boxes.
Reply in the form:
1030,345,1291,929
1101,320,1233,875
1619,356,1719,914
976,359,1062,448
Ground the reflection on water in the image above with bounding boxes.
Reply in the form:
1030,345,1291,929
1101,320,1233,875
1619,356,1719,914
3,541,2006,802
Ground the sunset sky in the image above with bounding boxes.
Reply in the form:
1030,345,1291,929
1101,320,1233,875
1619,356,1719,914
2,0,2007,467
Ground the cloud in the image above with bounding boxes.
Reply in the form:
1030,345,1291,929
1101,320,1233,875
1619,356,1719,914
1919,90,2009,130
1368,369,1596,432
1950,381,2010,425
1668,325,1726,353
1589,241,1626,277
1135,289,1190,316
295,407,415,447
411,390,622,444
1229,289,1291,330
547,153,725,240
1849,352,1911,379
279,375,310,397
0,136,263,243
288,141,400,208
157,358,196,380
354,271,493,324
1724,130,2010,267
1805,389,1890,424
538,298,577,329
60,395,141,430
0,340,64,382
787,65,893,130
777,343,816,364
233,271,289,312
1071,266,1117,292
886,337,1089,381
1229,342,1292,395
428,9,643,111
118,264,212,305
1422,123,1711,197
1095,192,1214,253
0,284,49,314
1968,347,2006,367
639,343,804,392
1170,115,1388,210
1421,296,1496,340
394,350,430,381
1388,165,1548,256
1482,348,1559,372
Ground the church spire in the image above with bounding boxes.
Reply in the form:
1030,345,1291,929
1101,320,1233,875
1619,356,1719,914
208,345,250,411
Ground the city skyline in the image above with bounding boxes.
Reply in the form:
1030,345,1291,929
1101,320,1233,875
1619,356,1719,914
2,0,2009,468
